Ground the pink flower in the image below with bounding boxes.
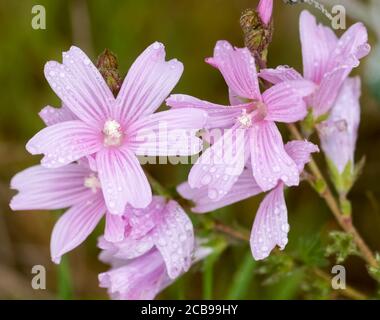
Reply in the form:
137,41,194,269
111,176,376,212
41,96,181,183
98,245,211,300
26,43,207,214
317,77,361,174
260,10,370,116
178,140,319,260
98,197,207,300
257,0,273,25
10,161,112,263
167,40,315,198
98,196,195,279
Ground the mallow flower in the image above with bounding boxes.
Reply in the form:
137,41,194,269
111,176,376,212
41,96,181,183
10,160,127,263
167,40,315,199
178,140,319,260
317,77,361,175
26,43,207,214
98,243,211,300
260,10,370,117
97,196,208,300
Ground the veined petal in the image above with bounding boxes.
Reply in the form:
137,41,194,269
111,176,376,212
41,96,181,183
263,80,316,123
26,121,101,168
10,164,94,210
44,46,115,127
328,22,370,71
310,64,352,116
250,183,289,260
105,213,125,242
39,104,77,126
50,197,106,263
166,94,250,129
250,121,299,191
188,127,248,201
212,41,261,100
285,140,319,173
153,200,194,279
259,66,303,85
317,77,361,173
129,108,206,156
98,249,169,300
115,42,183,125
178,168,262,213
96,148,151,214
300,10,338,83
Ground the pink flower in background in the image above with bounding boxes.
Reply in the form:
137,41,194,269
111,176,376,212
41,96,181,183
26,43,207,214
10,161,114,263
99,244,211,300
98,196,195,279
257,0,273,25
167,40,315,199
260,10,370,116
317,77,361,173
178,140,319,260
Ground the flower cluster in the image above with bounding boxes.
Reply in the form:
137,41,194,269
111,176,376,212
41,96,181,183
9,0,369,300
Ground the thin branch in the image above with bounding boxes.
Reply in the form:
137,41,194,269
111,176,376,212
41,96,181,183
287,123,378,269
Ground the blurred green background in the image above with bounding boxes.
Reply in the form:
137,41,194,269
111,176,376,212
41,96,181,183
0,0,379,300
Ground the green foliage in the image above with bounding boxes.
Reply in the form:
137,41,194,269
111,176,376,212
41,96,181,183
301,273,331,300
57,256,74,300
255,254,295,286
227,251,257,299
325,231,360,264
293,236,328,268
202,236,227,299
368,254,380,284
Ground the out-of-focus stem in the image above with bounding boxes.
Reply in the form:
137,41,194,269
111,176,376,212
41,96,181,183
287,123,378,269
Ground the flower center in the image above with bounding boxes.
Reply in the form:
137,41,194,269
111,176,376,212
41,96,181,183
103,120,123,146
237,110,252,128
84,174,101,193
236,102,268,128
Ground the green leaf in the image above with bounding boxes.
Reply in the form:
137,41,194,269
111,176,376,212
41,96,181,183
57,256,74,300
325,231,360,264
202,237,227,299
294,236,328,268
227,251,257,299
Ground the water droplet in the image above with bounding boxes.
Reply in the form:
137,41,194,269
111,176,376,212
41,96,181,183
201,174,211,185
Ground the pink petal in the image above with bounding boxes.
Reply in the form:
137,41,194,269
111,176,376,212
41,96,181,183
115,42,183,125
96,148,152,214
212,41,261,100
300,10,338,84
317,77,361,173
259,66,303,84
257,0,273,25
153,200,194,279
263,80,316,123
177,168,262,213
26,121,101,168
105,213,125,242
44,46,114,127
250,183,289,260
328,22,370,71
310,64,352,116
39,104,77,126
285,140,319,174
127,196,166,239
129,108,206,156
10,164,94,210
188,127,248,201
249,121,299,191
99,249,170,300
51,197,105,263
166,94,248,129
